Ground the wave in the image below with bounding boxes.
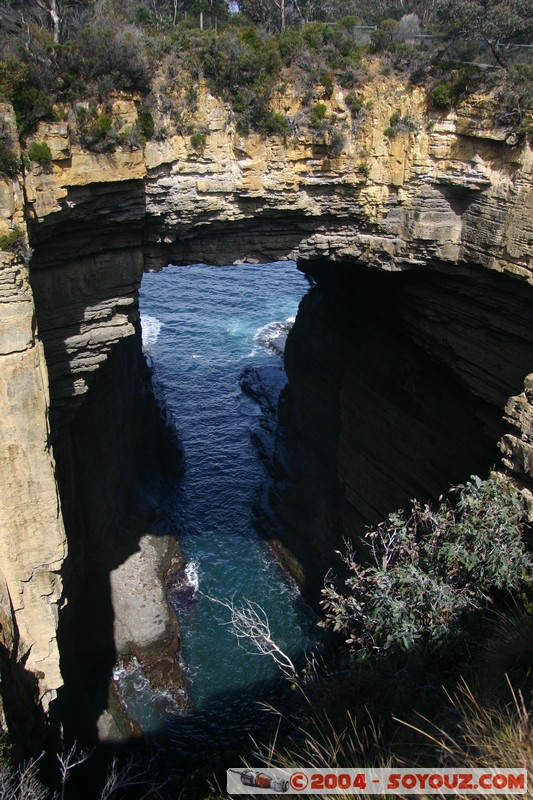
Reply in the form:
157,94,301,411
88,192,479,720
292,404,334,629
113,657,184,724
141,314,162,349
253,317,294,356
168,558,200,608
185,558,200,593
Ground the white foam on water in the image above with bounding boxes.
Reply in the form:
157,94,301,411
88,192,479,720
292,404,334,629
141,314,162,349
113,657,154,696
185,558,200,593
112,656,184,724
254,320,293,356
226,320,250,338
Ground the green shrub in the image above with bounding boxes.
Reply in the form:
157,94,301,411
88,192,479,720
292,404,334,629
0,226,25,250
336,15,362,30
276,27,302,66
384,110,417,137
493,63,533,133
190,132,207,151
240,25,263,50
0,22,151,123
329,20,365,62
357,159,371,177
345,91,363,115
80,113,119,153
118,123,146,149
0,40,55,135
507,63,533,96
389,110,401,127
137,106,155,140
321,475,532,655
69,23,152,96
429,65,480,115
302,22,330,51
518,118,533,144
0,56,29,101
93,114,112,140
371,18,399,53
320,71,334,97
0,141,19,177
28,141,53,166
196,26,283,135
327,129,344,155
310,102,327,128
431,82,455,110
259,111,289,137
13,86,54,137
135,4,151,25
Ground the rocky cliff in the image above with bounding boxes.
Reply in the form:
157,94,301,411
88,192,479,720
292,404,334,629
0,76,531,745
0,105,65,756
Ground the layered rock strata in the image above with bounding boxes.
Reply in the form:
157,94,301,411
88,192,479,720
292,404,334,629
0,78,531,744
0,106,67,756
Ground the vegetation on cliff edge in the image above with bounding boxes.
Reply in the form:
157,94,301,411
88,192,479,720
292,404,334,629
321,474,532,655
241,475,532,800
0,474,530,798
189,475,532,798
0,0,530,146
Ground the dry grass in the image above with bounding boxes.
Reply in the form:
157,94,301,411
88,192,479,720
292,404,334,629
239,681,531,799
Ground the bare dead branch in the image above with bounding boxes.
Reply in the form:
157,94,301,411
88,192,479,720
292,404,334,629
204,594,297,677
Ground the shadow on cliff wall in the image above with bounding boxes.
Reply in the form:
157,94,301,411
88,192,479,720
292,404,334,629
25,180,184,751
27,285,184,758
260,258,533,601
146,213,340,269
52,599,533,800
49,335,183,748
0,635,52,764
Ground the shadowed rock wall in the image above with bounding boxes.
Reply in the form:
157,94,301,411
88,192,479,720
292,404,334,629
265,259,533,595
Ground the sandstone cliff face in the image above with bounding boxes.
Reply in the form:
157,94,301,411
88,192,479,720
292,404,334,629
0,79,531,741
0,105,66,752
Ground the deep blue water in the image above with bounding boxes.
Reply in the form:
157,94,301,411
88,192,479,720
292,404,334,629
119,261,319,765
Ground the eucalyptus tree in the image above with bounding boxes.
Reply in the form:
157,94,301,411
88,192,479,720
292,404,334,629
238,0,287,30
437,0,533,66
138,0,230,25
0,0,93,43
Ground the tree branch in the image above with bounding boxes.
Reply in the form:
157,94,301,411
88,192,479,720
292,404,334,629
205,594,297,677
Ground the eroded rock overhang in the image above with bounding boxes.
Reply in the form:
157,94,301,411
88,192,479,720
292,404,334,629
24,81,532,491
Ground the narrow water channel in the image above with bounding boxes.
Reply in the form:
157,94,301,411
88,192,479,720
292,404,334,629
120,261,321,771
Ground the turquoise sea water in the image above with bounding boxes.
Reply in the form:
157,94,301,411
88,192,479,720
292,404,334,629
119,261,320,767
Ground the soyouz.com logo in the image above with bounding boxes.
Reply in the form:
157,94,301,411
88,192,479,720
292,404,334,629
227,768,527,795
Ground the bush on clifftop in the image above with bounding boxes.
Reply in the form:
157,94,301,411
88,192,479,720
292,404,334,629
321,474,532,655
0,1,531,137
